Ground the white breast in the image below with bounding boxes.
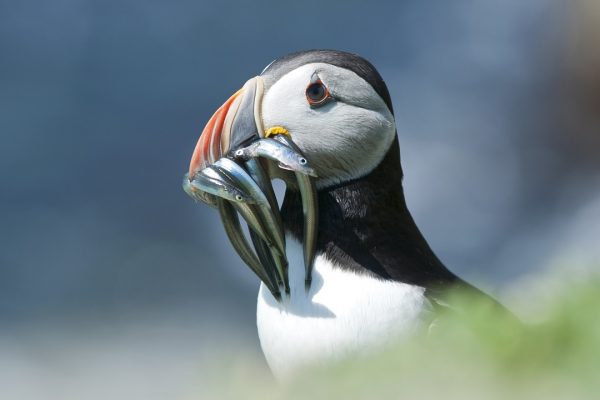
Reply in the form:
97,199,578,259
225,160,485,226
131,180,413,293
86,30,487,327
256,236,433,380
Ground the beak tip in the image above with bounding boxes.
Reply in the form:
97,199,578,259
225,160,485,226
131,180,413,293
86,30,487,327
188,162,200,179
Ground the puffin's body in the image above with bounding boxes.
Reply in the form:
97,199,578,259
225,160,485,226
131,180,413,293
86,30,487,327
187,50,506,380
257,236,432,380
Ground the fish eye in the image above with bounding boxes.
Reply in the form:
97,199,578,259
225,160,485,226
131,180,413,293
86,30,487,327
299,158,307,165
305,80,332,107
235,194,243,201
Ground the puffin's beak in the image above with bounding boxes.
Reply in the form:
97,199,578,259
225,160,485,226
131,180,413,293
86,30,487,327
189,77,265,178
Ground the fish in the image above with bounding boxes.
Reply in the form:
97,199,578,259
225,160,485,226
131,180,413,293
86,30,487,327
183,135,317,296
249,229,285,291
244,158,290,294
212,158,288,287
216,198,281,300
271,134,319,291
185,163,285,297
182,169,255,206
233,138,317,177
182,174,217,207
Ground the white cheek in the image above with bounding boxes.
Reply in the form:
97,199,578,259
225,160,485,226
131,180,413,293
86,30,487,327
261,63,396,187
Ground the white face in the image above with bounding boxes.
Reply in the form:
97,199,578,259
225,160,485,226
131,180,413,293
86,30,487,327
261,63,396,188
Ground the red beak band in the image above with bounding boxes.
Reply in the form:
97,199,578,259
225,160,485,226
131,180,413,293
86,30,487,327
188,77,264,178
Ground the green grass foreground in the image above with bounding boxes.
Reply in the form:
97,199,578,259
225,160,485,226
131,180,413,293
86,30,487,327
196,274,600,400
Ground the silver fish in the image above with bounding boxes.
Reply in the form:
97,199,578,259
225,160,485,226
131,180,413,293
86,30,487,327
272,134,319,291
183,169,283,297
234,138,317,177
203,163,280,257
249,230,284,290
244,159,290,293
212,158,270,207
188,163,284,255
182,170,254,205
182,174,217,207
184,135,315,296
244,158,284,237
231,201,282,257
216,198,281,300
296,172,318,292
212,158,288,285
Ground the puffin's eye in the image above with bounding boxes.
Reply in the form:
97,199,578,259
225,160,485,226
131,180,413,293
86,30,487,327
305,80,332,107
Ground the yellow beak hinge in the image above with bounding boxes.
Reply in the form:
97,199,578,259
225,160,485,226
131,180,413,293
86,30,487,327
264,126,290,138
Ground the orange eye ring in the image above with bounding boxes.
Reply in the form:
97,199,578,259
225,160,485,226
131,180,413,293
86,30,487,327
305,80,333,107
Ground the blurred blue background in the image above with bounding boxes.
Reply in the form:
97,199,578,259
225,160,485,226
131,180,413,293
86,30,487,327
1,0,599,398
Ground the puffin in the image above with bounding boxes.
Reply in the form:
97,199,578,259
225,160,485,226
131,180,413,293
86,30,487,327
184,50,508,380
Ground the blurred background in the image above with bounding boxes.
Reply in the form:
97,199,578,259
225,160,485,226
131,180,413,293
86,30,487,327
1,0,599,398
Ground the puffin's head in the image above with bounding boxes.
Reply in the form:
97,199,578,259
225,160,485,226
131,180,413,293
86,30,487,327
189,50,396,189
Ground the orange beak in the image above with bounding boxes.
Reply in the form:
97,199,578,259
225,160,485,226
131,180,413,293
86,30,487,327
188,77,264,178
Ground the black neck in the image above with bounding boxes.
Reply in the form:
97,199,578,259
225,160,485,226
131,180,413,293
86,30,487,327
281,136,458,288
